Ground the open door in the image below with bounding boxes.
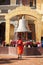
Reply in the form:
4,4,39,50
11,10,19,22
0,22,5,45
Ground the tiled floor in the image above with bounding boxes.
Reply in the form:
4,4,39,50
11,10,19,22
0,55,43,65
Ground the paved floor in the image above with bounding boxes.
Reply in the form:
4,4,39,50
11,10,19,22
0,55,43,65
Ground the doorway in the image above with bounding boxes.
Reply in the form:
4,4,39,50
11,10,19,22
0,22,5,45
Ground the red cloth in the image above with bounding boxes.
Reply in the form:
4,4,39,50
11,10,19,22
17,40,23,55
11,41,16,45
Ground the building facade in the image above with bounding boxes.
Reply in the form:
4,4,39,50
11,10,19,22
0,0,43,44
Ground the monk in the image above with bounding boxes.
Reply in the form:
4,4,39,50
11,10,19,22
17,36,23,59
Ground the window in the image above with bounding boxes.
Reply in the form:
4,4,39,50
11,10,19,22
0,0,10,5
16,0,29,5
16,0,36,8
30,0,33,7
16,0,20,4
30,0,36,8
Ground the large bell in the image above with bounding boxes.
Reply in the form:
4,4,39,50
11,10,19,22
15,16,31,32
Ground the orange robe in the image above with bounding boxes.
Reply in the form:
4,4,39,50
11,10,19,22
17,40,23,55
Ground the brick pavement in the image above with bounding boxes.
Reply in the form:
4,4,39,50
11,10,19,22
0,55,43,65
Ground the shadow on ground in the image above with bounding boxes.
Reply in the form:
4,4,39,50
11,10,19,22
0,58,27,64
0,58,18,64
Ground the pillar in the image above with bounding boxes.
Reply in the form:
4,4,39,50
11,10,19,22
36,0,41,10
41,0,43,11
5,19,10,45
33,0,36,7
10,0,16,5
35,21,41,42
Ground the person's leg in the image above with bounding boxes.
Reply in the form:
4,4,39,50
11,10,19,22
18,54,22,59
18,54,20,59
20,54,22,59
